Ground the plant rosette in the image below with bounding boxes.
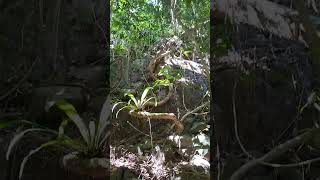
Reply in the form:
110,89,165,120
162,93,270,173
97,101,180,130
5,96,111,180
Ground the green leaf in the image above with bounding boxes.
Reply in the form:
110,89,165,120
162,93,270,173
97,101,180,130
154,79,170,86
97,96,111,146
183,50,192,57
59,136,87,152
55,100,90,145
58,119,69,138
141,97,157,107
141,87,152,103
6,128,57,160
112,102,126,112
89,121,96,148
0,120,33,129
116,105,131,118
19,140,61,180
126,93,139,107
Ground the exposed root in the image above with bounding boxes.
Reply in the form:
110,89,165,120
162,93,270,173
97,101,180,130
129,110,184,134
145,83,174,107
146,50,173,80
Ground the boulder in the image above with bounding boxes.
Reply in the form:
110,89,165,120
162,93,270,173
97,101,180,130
27,86,86,128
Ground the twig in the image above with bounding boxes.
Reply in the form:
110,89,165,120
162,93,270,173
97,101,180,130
180,101,209,122
126,121,150,137
182,86,190,112
230,130,313,180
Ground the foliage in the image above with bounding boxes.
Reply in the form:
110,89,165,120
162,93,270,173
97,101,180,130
111,0,209,59
172,0,210,52
111,0,171,57
109,0,210,178
155,66,183,86
5,97,111,179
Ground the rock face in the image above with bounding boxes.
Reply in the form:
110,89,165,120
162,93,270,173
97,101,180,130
214,24,315,152
165,58,209,110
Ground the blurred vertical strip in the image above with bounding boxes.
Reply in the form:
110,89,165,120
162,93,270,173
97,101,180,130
210,0,218,179
103,0,110,179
